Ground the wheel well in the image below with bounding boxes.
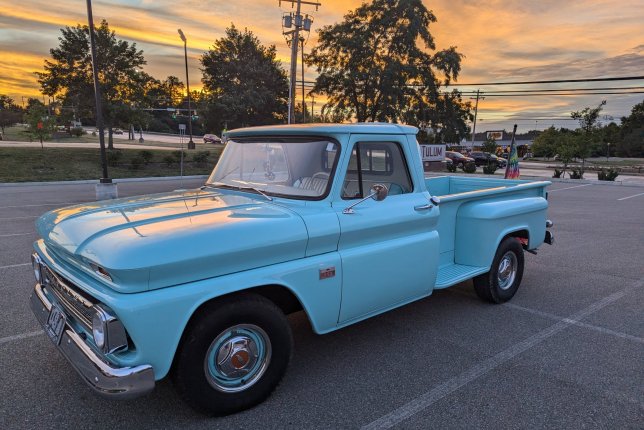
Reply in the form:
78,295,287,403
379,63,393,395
171,285,303,376
505,229,529,248
247,284,304,315
192,285,304,320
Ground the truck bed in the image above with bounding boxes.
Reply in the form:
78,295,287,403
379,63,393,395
425,176,550,288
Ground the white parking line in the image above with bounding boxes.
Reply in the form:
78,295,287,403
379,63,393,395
617,192,644,201
549,184,592,192
504,303,644,345
0,202,74,209
0,263,30,269
0,232,33,238
0,330,44,345
0,215,39,220
362,277,643,430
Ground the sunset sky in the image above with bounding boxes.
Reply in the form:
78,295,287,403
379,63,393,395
1,0,642,132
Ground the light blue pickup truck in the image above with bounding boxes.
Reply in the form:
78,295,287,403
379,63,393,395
30,123,553,415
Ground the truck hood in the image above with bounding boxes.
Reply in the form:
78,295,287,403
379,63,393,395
36,189,308,292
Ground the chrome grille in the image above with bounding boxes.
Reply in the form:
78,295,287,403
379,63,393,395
42,266,96,330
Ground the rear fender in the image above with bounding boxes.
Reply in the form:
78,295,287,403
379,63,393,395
454,197,547,268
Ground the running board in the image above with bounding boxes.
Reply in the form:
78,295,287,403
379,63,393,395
435,264,488,289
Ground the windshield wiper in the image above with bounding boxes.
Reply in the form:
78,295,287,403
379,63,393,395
202,181,273,201
238,186,273,201
200,183,218,190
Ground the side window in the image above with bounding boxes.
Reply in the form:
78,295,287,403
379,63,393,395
342,142,413,199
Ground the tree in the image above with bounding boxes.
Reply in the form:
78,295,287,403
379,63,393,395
556,133,580,179
617,99,644,157
37,20,147,149
25,101,56,147
0,95,23,134
200,25,288,132
571,100,606,173
532,126,560,159
481,136,498,154
306,0,465,126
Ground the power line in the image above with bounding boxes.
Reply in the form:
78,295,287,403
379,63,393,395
458,86,644,94
466,91,644,97
446,76,644,86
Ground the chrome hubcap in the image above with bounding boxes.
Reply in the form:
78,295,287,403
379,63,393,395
497,251,517,290
204,324,271,393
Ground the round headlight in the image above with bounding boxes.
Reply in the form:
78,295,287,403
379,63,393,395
92,312,106,349
31,253,42,283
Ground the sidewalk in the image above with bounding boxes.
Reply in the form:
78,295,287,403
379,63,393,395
0,140,176,151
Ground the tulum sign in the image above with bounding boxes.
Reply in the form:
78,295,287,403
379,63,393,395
420,144,446,161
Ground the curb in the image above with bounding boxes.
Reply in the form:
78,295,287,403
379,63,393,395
0,175,209,187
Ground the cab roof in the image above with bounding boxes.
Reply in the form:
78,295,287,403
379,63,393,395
225,123,418,138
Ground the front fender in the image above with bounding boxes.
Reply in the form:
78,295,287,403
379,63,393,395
108,252,342,380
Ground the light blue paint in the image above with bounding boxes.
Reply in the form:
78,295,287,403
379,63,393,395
32,123,551,381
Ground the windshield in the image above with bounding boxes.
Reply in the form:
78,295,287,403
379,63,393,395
206,138,340,200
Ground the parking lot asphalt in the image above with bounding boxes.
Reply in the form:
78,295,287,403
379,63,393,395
0,179,642,429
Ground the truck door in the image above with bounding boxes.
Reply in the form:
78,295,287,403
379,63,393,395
332,136,440,324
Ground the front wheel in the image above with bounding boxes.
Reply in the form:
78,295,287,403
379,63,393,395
473,237,525,303
172,293,293,415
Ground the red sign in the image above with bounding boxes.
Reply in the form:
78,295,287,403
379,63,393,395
37,122,43,129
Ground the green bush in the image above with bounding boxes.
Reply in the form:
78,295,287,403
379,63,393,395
139,150,154,165
570,168,584,179
552,168,563,178
172,150,183,162
597,168,619,181
106,150,123,167
70,127,84,137
482,161,498,174
446,162,457,172
129,156,144,170
162,155,176,167
192,150,210,165
463,161,476,173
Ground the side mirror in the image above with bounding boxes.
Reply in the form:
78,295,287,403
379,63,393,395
370,184,389,201
343,183,388,214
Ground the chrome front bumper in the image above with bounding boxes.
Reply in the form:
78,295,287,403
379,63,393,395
30,283,155,399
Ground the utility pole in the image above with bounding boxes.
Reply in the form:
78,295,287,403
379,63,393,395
280,0,320,123
470,89,484,145
178,29,195,149
310,94,315,119
301,37,306,123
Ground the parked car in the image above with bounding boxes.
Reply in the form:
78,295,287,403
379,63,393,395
203,134,222,144
29,123,553,416
446,151,475,169
113,128,124,135
470,151,507,168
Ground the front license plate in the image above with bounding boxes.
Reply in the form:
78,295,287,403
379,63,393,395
45,305,66,345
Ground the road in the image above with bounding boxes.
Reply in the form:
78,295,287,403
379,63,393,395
0,179,643,429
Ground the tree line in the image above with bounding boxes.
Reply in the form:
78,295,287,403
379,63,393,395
0,0,473,146
531,99,643,172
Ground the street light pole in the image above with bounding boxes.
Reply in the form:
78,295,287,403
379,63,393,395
86,0,110,184
178,29,195,149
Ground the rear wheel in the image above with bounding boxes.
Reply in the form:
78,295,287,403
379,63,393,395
173,293,293,415
473,237,524,303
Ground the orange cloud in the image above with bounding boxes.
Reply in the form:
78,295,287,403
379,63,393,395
1,0,642,128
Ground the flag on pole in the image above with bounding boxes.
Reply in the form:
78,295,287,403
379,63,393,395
504,124,520,179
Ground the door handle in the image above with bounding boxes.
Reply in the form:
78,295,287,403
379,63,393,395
414,204,433,211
